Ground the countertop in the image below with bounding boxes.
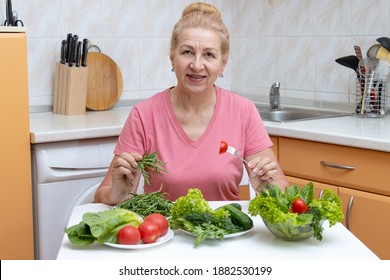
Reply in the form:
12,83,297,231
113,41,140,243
57,201,379,260
30,106,390,152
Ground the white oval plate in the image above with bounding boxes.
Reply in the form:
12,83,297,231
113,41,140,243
104,228,174,249
180,226,253,239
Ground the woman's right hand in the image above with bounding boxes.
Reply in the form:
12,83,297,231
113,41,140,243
110,153,142,200
94,152,142,205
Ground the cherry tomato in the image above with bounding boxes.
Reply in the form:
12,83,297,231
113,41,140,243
117,225,141,245
138,221,160,244
144,213,169,236
291,198,309,214
219,141,228,154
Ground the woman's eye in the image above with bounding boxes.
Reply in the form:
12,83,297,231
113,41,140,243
205,52,215,58
182,50,192,55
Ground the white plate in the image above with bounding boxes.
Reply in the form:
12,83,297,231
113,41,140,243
180,226,253,239
104,228,174,249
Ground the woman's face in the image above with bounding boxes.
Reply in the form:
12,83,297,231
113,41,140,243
170,27,227,95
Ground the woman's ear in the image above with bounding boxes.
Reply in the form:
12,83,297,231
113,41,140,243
170,50,175,71
220,54,229,73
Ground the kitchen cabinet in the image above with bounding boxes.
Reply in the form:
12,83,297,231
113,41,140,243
0,31,34,259
339,187,390,260
278,137,390,196
276,136,389,259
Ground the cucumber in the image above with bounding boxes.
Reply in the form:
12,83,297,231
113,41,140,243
215,202,242,211
227,203,242,210
222,204,253,231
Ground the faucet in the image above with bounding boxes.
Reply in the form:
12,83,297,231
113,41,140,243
269,81,281,111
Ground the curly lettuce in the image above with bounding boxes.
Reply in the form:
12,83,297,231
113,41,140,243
169,188,243,247
170,188,213,220
248,184,344,241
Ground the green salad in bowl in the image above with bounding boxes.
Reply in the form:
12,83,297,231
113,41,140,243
248,183,344,241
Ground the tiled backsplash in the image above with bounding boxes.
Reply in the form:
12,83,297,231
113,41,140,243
2,0,389,110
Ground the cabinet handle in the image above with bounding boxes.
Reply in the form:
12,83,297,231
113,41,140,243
346,195,354,230
320,160,355,170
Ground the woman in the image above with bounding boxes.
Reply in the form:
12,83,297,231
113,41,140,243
94,2,289,204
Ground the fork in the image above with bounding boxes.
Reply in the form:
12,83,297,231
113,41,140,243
227,145,248,164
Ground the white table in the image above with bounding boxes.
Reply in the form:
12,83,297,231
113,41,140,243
57,201,379,260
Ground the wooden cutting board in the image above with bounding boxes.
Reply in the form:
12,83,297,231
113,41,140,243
86,52,123,110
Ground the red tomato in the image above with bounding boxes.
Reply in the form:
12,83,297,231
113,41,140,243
138,221,160,244
291,198,309,214
219,141,228,154
117,225,141,245
144,213,169,236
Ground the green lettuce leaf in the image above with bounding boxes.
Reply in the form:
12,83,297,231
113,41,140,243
65,208,143,245
83,208,142,238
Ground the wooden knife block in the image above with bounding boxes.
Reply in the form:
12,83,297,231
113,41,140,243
53,63,88,115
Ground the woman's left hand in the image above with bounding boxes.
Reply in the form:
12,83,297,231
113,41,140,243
245,148,289,193
247,156,277,183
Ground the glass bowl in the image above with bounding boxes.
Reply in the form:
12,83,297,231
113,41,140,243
262,218,314,241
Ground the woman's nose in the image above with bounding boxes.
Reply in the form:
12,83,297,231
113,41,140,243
190,55,204,70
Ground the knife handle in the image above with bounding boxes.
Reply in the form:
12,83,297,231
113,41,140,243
76,41,82,67
60,40,66,64
72,35,79,63
68,38,76,67
66,33,72,63
81,38,89,67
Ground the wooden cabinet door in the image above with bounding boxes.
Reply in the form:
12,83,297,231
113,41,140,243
339,187,390,260
270,136,278,159
286,176,338,199
0,32,33,259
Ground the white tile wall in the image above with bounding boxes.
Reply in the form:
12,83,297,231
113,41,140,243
2,0,389,110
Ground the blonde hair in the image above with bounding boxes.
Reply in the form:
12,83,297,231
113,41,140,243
170,2,230,57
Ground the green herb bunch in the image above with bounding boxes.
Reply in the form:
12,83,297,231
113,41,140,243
116,191,173,217
138,152,168,186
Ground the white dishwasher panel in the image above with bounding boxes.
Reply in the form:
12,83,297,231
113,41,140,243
31,137,118,260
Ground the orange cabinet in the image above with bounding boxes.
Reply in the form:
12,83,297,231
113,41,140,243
279,137,390,196
0,32,34,259
339,187,390,260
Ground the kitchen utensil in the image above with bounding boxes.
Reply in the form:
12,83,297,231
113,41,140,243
227,146,248,164
367,44,390,63
376,37,390,52
65,33,72,63
5,0,13,26
75,41,82,67
60,40,66,64
3,0,23,26
335,55,359,71
356,57,387,117
354,46,365,96
86,49,123,111
81,38,89,67
367,44,381,59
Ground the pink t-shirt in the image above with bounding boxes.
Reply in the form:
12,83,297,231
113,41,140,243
115,86,272,201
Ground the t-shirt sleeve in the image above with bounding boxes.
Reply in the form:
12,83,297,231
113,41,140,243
244,102,273,157
114,107,147,156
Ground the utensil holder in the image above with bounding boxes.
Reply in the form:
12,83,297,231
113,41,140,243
53,63,88,115
355,58,387,118
355,75,387,117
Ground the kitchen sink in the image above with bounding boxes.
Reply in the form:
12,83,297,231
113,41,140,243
256,105,350,123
